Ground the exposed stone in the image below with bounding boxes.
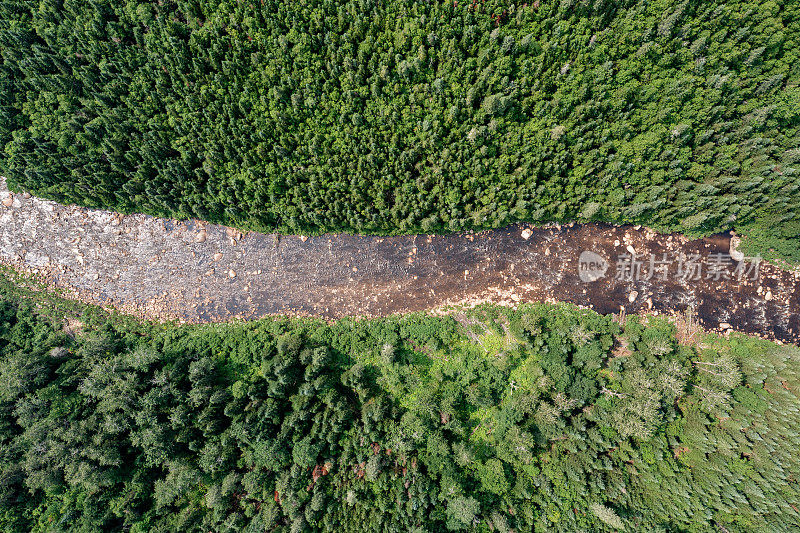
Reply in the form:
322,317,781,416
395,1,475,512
49,347,69,358
628,291,639,303
213,252,223,261
729,235,745,262
521,228,533,240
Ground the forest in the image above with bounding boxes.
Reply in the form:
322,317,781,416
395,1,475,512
0,272,798,532
1,1,799,261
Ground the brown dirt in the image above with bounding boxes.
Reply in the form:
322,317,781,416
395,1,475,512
1,178,798,344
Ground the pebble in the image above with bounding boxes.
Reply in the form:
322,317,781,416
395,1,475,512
195,231,207,243
228,269,236,278
213,253,223,261
720,322,732,330
1,196,12,207
628,291,639,302
300,235,308,242
764,290,773,301
521,229,532,240
626,245,636,255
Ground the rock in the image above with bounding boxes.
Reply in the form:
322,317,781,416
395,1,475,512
626,244,636,255
213,252,223,261
613,239,620,247
195,231,207,243
521,229,533,240
49,347,69,358
719,322,732,330
764,290,773,301
22,192,31,199
1,196,12,207
300,235,308,242
729,235,745,262
628,291,639,303
228,269,236,278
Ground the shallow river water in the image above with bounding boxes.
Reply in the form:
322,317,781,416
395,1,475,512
1,178,798,344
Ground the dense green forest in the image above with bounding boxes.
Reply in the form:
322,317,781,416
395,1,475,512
0,273,798,531
1,1,799,260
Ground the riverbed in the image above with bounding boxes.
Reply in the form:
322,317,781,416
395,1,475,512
1,178,797,343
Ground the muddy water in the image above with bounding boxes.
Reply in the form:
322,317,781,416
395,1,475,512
1,178,798,343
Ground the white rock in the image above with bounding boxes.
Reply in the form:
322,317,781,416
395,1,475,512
521,229,532,240
213,252,223,261
626,245,636,255
719,322,732,330
764,290,773,301
628,291,639,302
729,236,745,262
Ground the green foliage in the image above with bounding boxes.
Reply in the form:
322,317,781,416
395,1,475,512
0,278,799,531
1,1,799,259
